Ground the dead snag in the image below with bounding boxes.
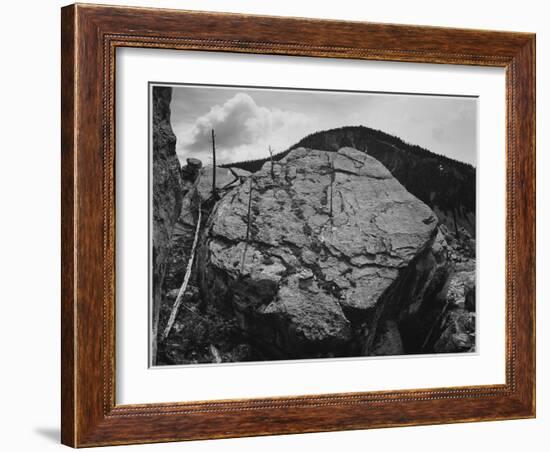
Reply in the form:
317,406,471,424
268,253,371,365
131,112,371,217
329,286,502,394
211,129,217,199
329,159,335,219
268,145,275,179
240,177,254,272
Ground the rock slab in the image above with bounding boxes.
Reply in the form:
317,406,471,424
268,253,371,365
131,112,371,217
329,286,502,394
199,147,440,358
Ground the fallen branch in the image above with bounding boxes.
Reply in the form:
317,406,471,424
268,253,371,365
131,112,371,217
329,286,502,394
209,344,222,363
161,199,202,342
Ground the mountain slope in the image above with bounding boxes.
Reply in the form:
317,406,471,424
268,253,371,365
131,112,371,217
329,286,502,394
224,126,476,236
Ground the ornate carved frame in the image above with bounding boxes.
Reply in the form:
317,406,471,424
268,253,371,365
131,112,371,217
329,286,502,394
61,3,535,447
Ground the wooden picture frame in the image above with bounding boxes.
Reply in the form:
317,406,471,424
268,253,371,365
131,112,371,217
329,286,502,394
61,3,535,447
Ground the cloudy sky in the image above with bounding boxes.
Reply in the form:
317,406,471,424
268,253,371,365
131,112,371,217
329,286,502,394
166,84,477,166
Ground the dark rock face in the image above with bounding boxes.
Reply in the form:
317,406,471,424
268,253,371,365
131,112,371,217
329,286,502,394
151,86,184,362
372,321,404,356
433,309,475,353
431,258,476,353
199,147,447,358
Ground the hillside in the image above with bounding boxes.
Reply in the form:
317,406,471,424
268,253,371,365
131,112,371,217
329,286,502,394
222,126,476,235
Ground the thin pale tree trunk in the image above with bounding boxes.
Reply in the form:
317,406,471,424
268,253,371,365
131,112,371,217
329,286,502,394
211,129,217,198
329,159,335,218
268,145,274,179
161,201,202,342
240,177,254,272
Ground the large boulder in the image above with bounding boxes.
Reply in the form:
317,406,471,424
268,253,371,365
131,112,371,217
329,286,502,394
198,147,441,358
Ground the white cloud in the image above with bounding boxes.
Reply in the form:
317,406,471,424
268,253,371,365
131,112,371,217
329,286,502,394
177,93,311,164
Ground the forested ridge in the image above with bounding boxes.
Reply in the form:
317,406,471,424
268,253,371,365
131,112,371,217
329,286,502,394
222,126,476,228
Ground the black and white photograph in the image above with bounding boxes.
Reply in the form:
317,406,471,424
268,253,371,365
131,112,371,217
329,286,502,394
1,0,542,449
150,83,477,367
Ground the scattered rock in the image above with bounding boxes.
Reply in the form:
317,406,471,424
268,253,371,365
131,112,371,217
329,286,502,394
433,309,476,353
446,270,476,310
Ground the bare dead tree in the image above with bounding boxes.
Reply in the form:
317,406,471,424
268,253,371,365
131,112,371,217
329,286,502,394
240,177,254,272
329,159,335,218
211,129,217,198
245,177,253,243
161,199,202,342
268,145,274,179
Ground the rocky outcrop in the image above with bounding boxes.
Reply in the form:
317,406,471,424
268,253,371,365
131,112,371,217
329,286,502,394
151,86,184,362
433,309,475,353
446,269,475,311
430,262,476,353
398,223,476,354
199,147,444,358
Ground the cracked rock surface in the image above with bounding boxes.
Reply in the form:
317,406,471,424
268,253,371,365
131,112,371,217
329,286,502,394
198,147,441,357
